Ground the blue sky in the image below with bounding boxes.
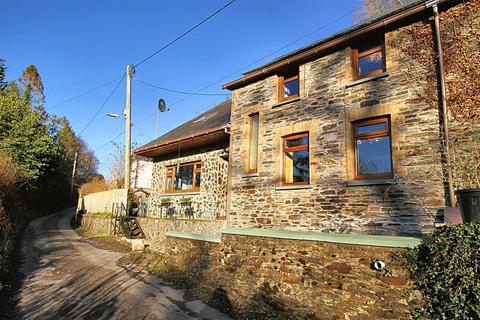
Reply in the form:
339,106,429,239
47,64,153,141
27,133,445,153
0,0,359,176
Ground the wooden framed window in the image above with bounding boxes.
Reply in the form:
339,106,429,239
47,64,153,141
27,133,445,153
283,132,309,185
352,38,385,80
248,113,259,173
353,117,393,180
278,69,299,102
164,161,202,193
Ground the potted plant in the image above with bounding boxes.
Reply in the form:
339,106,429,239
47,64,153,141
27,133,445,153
449,136,480,222
179,197,192,204
160,197,172,206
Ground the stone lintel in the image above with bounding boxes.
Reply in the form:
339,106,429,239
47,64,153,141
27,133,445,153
220,227,422,248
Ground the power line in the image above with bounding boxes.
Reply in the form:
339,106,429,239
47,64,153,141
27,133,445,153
50,0,236,141
136,79,230,96
47,78,120,111
47,0,235,112
133,0,236,69
134,4,360,123
93,4,359,154
78,74,125,137
93,130,125,152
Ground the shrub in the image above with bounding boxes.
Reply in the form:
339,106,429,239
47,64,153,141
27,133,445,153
405,223,480,319
0,154,20,199
79,176,109,197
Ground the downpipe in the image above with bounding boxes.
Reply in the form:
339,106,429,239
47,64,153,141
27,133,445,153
426,0,456,207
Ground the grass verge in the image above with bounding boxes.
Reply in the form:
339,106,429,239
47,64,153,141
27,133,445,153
72,219,131,253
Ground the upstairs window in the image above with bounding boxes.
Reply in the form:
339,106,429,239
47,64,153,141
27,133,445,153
283,133,309,185
353,117,393,180
352,38,385,80
165,162,202,193
278,69,299,102
248,113,259,173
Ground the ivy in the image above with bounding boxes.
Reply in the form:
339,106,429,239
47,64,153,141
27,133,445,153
405,223,480,320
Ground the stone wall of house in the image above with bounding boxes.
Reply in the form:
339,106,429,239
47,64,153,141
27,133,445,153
227,4,480,235
148,141,229,220
163,233,420,319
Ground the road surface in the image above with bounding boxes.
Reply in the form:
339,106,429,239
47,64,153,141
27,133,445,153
15,209,231,320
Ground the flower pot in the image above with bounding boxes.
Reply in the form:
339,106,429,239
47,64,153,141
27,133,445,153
455,188,480,222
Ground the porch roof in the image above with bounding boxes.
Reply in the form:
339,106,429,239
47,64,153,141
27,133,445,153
135,99,231,158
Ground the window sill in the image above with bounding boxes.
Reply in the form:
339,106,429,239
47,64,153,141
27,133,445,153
241,172,259,178
275,184,313,191
345,71,389,88
347,178,398,187
159,192,201,196
272,97,301,109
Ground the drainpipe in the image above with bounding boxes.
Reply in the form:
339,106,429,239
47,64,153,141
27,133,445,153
426,0,455,207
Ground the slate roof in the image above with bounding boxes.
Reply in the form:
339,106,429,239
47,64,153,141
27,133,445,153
136,99,231,152
223,0,456,90
245,0,427,76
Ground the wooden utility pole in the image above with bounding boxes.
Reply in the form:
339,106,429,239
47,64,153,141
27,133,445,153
70,152,78,198
124,65,133,190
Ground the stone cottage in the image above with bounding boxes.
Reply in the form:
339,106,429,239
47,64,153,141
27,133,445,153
135,100,231,220
222,0,478,235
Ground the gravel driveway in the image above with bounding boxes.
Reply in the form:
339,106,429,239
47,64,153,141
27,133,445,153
15,209,231,320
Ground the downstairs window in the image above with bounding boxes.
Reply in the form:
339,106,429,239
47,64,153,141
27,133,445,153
165,162,202,193
353,117,393,180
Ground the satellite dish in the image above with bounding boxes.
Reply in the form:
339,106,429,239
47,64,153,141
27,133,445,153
158,99,167,112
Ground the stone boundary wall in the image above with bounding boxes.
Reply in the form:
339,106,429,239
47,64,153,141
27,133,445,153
78,215,111,235
163,231,421,319
78,214,420,318
138,217,226,253
78,189,128,214
78,214,226,253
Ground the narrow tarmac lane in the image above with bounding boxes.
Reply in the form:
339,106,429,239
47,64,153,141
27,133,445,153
15,209,231,320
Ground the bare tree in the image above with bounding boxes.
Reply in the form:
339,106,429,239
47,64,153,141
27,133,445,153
107,142,125,189
354,0,407,23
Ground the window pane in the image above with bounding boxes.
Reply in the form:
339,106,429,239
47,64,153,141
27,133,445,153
356,136,392,175
286,136,308,148
194,172,201,188
166,176,172,190
356,122,387,135
358,51,383,77
285,149,309,183
175,165,194,190
249,115,259,171
284,78,299,98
